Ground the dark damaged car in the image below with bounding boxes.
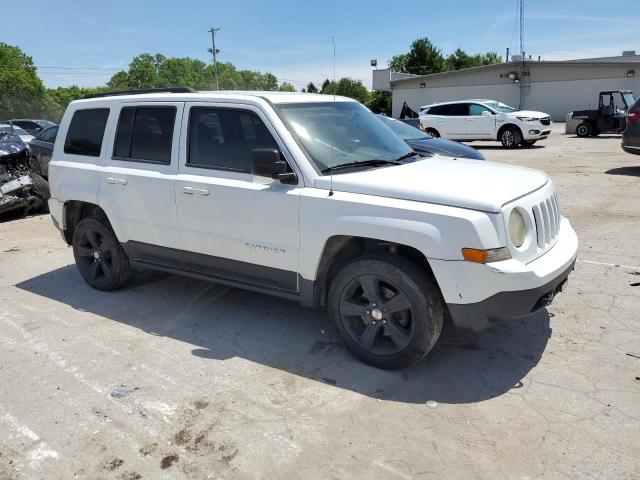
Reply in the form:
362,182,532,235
0,131,50,217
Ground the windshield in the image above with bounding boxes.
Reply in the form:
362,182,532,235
0,126,29,136
623,92,636,108
35,120,55,128
276,102,414,173
482,100,517,113
378,115,428,141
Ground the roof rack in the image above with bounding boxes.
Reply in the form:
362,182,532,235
83,87,197,99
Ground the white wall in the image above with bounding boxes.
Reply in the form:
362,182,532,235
392,76,640,121
523,77,640,120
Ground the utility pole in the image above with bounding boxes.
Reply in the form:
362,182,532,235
518,0,526,109
207,27,221,90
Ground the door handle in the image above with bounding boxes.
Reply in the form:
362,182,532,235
182,186,210,195
106,177,128,185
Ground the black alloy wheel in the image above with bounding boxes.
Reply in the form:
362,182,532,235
338,274,415,355
328,253,443,369
72,217,131,291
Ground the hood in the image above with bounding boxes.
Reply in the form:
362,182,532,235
406,137,485,160
0,133,28,159
508,110,549,119
315,157,548,212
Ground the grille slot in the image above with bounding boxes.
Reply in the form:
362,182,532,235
532,193,560,248
540,117,551,126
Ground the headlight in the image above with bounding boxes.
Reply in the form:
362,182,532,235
516,116,537,122
509,209,526,247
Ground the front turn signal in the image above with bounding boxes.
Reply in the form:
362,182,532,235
462,247,511,264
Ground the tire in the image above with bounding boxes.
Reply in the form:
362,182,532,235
425,128,440,138
521,140,537,147
327,253,444,369
576,122,592,137
500,126,522,148
72,217,131,291
30,173,50,212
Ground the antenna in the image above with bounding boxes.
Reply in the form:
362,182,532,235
329,35,336,197
518,0,526,109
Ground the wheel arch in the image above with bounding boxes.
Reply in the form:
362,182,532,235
63,200,111,245
424,127,440,138
497,123,522,141
308,235,440,309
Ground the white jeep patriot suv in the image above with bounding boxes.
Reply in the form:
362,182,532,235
48,88,578,369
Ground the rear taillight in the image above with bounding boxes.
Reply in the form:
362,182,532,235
627,111,640,124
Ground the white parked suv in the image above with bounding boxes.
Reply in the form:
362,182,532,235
419,99,552,148
48,88,577,369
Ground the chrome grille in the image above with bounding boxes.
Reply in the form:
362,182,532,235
540,117,551,126
532,193,560,248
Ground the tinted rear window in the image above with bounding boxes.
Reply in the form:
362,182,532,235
64,108,110,157
439,103,468,116
114,106,176,164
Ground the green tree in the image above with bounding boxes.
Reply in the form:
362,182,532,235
157,57,210,89
366,90,392,115
480,52,502,65
389,37,446,75
106,71,129,90
320,77,370,104
45,85,106,121
278,82,296,92
306,82,318,93
106,54,296,92
446,50,502,70
446,48,472,70
0,43,47,119
391,39,502,74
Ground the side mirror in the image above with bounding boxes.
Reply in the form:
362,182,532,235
481,110,492,117
251,148,297,184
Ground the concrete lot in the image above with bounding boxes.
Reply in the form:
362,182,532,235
1,123,639,479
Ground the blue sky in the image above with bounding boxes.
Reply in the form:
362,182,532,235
3,0,639,89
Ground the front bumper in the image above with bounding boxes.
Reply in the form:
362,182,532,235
431,216,578,331
446,260,574,330
523,127,552,140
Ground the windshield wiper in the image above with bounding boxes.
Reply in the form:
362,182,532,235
321,158,403,173
391,151,419,162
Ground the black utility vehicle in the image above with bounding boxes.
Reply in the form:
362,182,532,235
572,90,636,137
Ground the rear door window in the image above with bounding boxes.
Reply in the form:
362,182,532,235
441,103,469,116
64,108,110,157
113,106,176,164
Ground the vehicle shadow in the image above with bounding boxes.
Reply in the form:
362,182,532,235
569,134,622,139
469,144,545,150
0,211,49,224
16,265,552,405
605,166,640,177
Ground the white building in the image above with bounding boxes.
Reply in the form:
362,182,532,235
373,52,640,121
